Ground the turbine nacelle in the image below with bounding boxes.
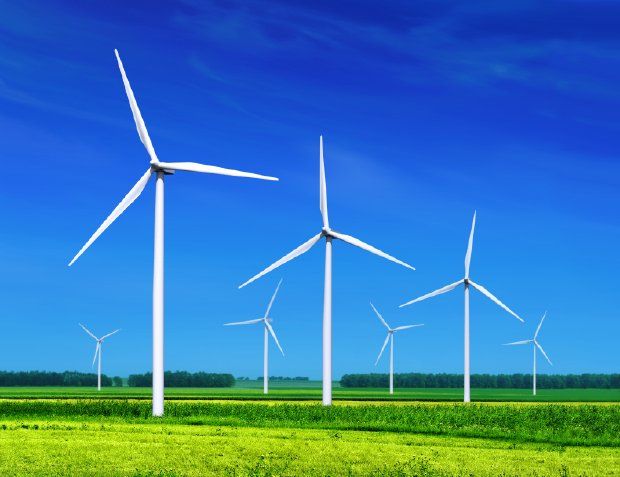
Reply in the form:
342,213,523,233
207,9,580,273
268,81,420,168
370,303,423,366
504,312,552,365
400,212,522,323
224,279,285,357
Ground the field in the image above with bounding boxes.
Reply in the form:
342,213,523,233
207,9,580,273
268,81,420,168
0,381,617,401
0,384,618,475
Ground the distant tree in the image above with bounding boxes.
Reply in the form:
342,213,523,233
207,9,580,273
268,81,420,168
127,371,234,388
339,373,620,389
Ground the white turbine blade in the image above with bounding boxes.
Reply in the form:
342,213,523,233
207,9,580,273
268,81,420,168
535,341,553,365
468,280,524,322
91,342,100,368
392,324,424,331
370,302,390,330
503,339,532,346
399,279,463,308
156,162,278,181
114,49,159,164
534,311,547,339
224,318,264,326
319,135,329,229
329,231,415,270
464,211,476,278
265,321,284,356
100,329,121,340
374,334,390,366
68,168,153,266
239,233,323,289
264,278,283,319
79,323,98,341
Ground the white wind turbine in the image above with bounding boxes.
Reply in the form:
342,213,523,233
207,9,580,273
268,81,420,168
371,303,423,395
224,279,285,394
400,212,523,402
79,323,120,391
504,311,552,396
69,50,278,416
239,136,414,405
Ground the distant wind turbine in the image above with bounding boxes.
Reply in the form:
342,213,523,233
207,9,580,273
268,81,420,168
69,50,278,416
79,323,120,391
239,136,414,405
370,303,423,395
224,279,285,394
400,212,523,402
504,311,552,395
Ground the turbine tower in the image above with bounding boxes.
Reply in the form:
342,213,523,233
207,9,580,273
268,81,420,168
79,323,120,391
371,303,423,394
504,311,552,395
239,136,414,405
69,50,278,416
400,212,523,402
224,279,285,394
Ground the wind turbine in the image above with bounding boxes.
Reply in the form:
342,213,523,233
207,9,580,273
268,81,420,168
79,323,120,391
399,212,523,402
370,303,423,395
224,279,285,394
69,50,278,416
504,311,552,396
239,136,414,405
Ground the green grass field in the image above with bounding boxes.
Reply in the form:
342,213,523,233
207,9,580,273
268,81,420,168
0,399,618,475
0,385,618,475
0,382,618,401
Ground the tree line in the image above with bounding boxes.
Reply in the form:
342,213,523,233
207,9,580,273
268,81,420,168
340,373,620,389
127,371,235,387
0,371,120,386
252,376,309,381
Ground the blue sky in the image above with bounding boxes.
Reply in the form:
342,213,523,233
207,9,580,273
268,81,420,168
1,0,618,379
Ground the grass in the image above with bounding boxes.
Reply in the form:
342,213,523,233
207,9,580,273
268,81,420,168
0,383,617,402
0,398,618,475
0,386,618,475
2,419,618,476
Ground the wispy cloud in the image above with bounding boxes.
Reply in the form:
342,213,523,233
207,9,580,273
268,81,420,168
175,0,620,100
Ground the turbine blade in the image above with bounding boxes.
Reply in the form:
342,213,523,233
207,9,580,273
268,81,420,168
464,211,476,278
156,162,278,181
374,334,390,366
223,318,264,326
392,324,424,331
370,302,390,330
68,168,153,266
319,135,329,229
264,278,283,319
534,311,547,339
503,339,532,346
468,280,523,322
114,49,158,164
92,342,100,368
329,231,415,270
399,280,464,308
265,321,284,356
79,323,98,341
239,233,323,288
100,329,120,340
535,341,553,365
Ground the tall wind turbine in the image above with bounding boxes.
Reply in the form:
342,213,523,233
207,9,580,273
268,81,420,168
504,311,552,395
79,323,120,391
224,279,285,394
239,136,414,405
371,303,423,395
399,212,523,402
69,50,278,416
